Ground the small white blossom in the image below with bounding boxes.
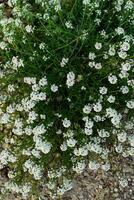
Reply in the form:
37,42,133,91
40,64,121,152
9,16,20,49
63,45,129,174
66,71,75,88
60,58,69,67
121,62,131,71
25,25,34,33
95,42,102,50
84,128,93,135
60,142,67,151
120,42,130,51
65,21,73,29
83,104,92,114
99,86,107,95
88,52,96,60
126,100,134,109
120,86,129,94
108,74,118,84
117,131,127,143
62,118,71,128
115,27,125,35
95,63,102,69
93,102,102,112
39,76,48,86
67,138,77,147
107,95,115,103
118,50,127,59
108,45,116,56
51,84,58,92
89,161,100,170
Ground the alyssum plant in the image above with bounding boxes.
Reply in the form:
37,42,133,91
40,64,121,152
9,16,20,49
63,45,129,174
0,0,134,199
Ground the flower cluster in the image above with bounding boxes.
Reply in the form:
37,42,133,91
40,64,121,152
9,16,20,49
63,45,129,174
0,0,134,199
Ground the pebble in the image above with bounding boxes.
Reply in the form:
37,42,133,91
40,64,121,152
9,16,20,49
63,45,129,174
0,156,133,200
63,156,134,200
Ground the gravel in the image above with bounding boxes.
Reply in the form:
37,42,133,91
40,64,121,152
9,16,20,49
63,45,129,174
0,156,133,200
63,156,134,200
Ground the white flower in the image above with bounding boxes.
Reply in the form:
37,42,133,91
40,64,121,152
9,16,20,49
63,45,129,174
125,0,134,10
107,95,115,103
39,43,45,50
85,118,94,129
93,115,102,122
95,63,102,69
22,149,31,156
115,27,124,35
38,76,48,86
60,142,67,151
126,100,134,109
32,84,40,91
84,127,93,135
81,86,86,90
121,62,131,71
83,0,90,5
51,84,58,92
32,124,46,136
40,114,46,119
120,86,129,94
95,42,102,50
60,58,69,67
119,70,129,79
88,61,95,68
128,135,134,147
108,45,116,56
89,161,100,170
73,161,86,173
106,107,117,118
25,25,33,33
79,146,88,156
27,111,38,123
36,140,52,154
118,51,127,59
37,92,47,100
88,52,96,60
111,114,122,127
93,102,102,112
31,149,41,158
65,21,73,29
120,42,130,51
7,84,15,92
0,41,7,50
67,138,76,147
66,71,75,88
0,113,10,124
24,77,36,85
98,129,110,138
32,166,43,180
83,104,92,114
108,74,118,84
21,184,31,198
6,105,15,113
62,118,71,128
115,143,123,153
12,56,24,70
74,148,80,156
99,86,107,95
117,131,127,143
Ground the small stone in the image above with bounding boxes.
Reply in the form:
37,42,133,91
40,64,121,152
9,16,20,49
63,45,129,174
114,188,118,192
113,193,119,198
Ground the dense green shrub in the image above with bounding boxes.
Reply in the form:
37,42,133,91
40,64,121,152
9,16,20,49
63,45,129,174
0,0,134,199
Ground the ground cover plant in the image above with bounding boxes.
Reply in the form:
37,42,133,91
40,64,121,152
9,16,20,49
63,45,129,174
0,0,134,199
